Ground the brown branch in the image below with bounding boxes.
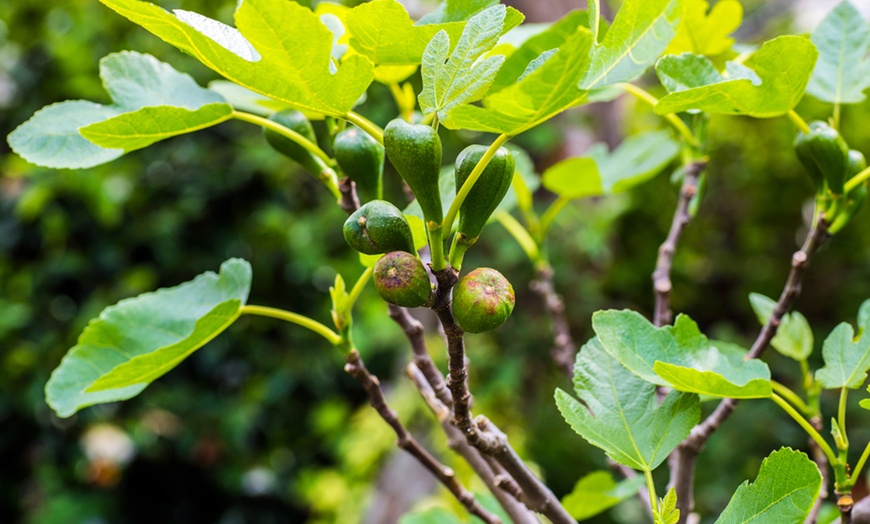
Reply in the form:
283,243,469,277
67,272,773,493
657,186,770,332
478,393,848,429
806,416,830,524
343,349,501,524
407,363,541,524
652,160,706,328
339,177,361,216
839,491,854,524
530,265,576,376
670,218,830,523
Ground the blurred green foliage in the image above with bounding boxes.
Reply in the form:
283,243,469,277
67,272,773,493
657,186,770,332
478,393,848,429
2,0,870,523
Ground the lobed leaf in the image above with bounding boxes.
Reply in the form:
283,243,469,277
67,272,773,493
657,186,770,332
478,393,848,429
665,0,742,58
555,338,700,471
748,293,813,361
655,36,818,117
8,52,231,169
45,259,252,418
561,470,645,520
543,131,679,200
806,0,870,105
99,0,373,117
815,313,870,389
714,448,821,524
579,0,682,90
419,6,507,121
593,310,772,398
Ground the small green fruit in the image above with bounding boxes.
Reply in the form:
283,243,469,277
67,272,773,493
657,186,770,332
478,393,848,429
384,118,443,224
373,251,432,307
263,110,326,177
848,149,867,177
343,200,416,255
794,121,849,194
334,126,385,203
455,145,515,241
452,268,515,333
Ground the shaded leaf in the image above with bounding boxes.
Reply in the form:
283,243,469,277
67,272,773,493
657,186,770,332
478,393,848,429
9,52,231,169
543,131,679,199
593,310,772,398
714,448,821,524
562,470,645,520
99,0,373,116
815,312,870,389
419,6,507,121
207,80,297,117
45,259,252,418
665,0,742,57
555,338,700,471
579,0,682,90
749,293,813,361
655,36,818,117
806,1,870,105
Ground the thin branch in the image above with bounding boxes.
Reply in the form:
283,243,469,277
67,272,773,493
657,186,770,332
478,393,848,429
530,264,577,377
806,416,830,524
670,218,830,524
343,349,501,524
339,177,361,216
653,161,706,327
406,363,541,524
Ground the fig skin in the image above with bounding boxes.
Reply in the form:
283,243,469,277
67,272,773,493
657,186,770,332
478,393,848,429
373,252,432,308
452,268,515,333
343,200,416,255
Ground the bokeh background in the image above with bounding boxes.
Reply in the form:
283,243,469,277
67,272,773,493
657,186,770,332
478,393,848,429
2,0,870,523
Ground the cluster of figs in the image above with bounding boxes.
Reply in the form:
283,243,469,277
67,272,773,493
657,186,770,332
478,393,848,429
264,110,516,333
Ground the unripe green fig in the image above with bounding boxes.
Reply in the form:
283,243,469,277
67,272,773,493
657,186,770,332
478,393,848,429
343,200,416,255
334,126,384,203
373,251,432,307
848,149,867,177
455,145,515,241
451,267,515,333
794,121,849,194
263,110,326,177
384,119,443,224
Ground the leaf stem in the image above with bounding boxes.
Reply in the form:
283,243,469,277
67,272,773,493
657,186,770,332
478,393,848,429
494,211,540,264
539,196,570,240
240,305,341,345
849,440,870,488
617,83,698,147
443,134,510,236
838,388,849,449
345,111,384,145
644,469,659,516
232,110,334,166
770,380,812,416
833,102,842,131
787,110,811,135
347,266,374,311
844,167,870,193
770,393,838,465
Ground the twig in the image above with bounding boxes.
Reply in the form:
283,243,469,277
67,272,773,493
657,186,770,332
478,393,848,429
343,349,501,524
428,267,575,523
805,416,830,524
670,218,830,523
652,161,706,327
406,363,541,524
388,304,452,405
339,177,361,216
530,265,577,377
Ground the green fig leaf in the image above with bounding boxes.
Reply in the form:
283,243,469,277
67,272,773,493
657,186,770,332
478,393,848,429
665,0,742,57
714,448,822,524
593,310,772,399
655,36,818,117
45,259,251,418
555,337,700,471
748,293,813,361
816,312,870,389
806,1,870,105
562,470,645,520
8,52,231,169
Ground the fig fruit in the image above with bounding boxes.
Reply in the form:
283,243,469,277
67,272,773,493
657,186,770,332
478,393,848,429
373,251,432,307
343,200,416,255
455,144,515,241
794,120,849,194
451,267,515,333
263,110,326,177
383,119,443,224
334,126,385,203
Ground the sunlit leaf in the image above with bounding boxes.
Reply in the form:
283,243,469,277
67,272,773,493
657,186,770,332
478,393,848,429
749,293,813,361
555,338,700,471
593,310,772,398
45,259,252,418
806,0,870,105
655,36,818,117
562,470,645,520
665,0,742,57
714,448,821,524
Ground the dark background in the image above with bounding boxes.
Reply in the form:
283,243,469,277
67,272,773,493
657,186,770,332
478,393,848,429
1,0,868,522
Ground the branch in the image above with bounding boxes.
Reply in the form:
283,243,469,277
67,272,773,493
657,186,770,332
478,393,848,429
530,264,577,377
406,363,541,524
339,177,361,216
805,416,830,524
343,349,501,524
670,218,830,523
652,161,706,327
